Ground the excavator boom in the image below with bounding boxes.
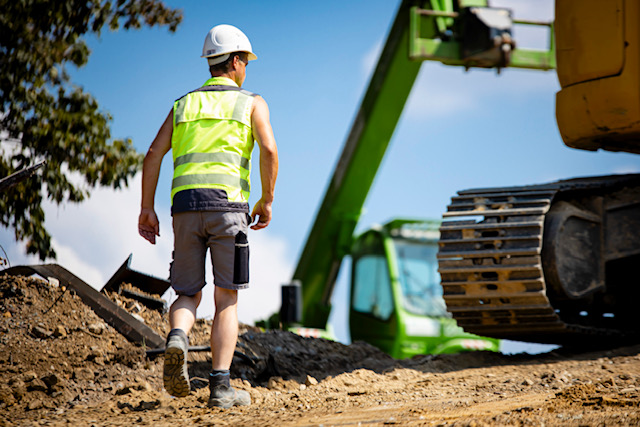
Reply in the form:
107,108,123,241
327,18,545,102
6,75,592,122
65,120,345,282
292,1,422,327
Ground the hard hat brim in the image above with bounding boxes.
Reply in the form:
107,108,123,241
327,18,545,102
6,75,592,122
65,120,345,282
201,51,258,61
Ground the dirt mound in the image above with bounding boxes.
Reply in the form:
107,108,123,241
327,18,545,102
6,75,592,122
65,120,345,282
1,273,640,426
0,275,145,416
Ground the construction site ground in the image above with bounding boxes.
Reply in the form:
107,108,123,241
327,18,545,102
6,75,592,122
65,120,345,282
1,274,639,426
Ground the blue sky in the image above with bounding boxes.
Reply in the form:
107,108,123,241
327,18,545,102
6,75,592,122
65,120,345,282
2,1,639,348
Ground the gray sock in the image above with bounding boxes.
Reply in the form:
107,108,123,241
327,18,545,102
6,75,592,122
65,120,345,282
209,370,231,388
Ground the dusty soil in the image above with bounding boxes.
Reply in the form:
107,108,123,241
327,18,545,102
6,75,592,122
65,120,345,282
1,274,639,426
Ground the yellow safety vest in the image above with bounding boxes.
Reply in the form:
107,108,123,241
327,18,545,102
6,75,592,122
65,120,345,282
171,76,256,206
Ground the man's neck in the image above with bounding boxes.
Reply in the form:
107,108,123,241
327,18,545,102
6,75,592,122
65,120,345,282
210,72,238,86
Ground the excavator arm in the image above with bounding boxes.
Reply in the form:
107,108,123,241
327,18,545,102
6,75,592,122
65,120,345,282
292,0,554,328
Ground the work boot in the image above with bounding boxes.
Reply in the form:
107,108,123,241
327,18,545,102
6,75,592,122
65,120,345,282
163,329,190,397
207,370,251,408
208,384,251,409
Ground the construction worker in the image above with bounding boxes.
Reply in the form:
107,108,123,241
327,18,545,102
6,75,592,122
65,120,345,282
138,24,278,408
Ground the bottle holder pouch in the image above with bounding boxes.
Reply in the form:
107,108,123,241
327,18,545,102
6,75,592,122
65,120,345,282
233,231,249,284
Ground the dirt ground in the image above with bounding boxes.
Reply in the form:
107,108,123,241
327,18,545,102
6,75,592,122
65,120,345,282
1,274,639,426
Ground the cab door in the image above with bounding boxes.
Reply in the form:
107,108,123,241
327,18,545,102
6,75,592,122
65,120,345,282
349,232,399,354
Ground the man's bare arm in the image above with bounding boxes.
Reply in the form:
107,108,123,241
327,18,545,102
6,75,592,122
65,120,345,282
250,96,278,230
139,110,173,244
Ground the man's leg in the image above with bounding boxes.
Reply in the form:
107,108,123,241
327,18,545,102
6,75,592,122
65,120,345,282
164,291,202,397
170,292,202,333
165,211,207,397
206,212,251,408
208,286,250,408
211,287,238,369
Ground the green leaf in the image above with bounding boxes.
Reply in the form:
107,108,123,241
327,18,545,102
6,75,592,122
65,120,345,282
0,0,182,260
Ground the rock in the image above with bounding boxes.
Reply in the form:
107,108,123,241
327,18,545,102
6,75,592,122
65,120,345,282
26,379,47,393
117,401,133,413
88,323,106,335
136,399,160,411
114,379,152,395
52,325,67,338
41,373,60,389
22,372,38,382
26,399,43,411
31,325,51,339
134,379,153,392
556,371,572,384
522,379,533,386
115,386,133,396
73,367,94,381
0,386,16,406
305,375,318,386
267,377,285,390
8,379,25,401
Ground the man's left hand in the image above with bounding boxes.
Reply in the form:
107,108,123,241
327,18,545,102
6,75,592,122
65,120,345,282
138,208,160,244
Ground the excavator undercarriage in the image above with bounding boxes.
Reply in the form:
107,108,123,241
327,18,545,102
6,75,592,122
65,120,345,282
438,174,640,345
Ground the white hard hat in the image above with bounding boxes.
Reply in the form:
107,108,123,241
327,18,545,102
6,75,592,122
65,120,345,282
202,24,257,66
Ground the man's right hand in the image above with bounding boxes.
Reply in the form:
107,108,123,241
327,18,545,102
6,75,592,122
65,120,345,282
250,198,272,230
138,208,160,244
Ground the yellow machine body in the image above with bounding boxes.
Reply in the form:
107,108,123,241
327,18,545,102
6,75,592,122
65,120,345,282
556,0,640,154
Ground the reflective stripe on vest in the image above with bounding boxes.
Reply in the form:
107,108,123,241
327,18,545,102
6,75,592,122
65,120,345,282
171,77,256,204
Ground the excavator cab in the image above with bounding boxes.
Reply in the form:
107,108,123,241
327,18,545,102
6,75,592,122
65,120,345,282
349,219,499,359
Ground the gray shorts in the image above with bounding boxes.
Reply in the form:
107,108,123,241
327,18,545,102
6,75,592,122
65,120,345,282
170,211,250,295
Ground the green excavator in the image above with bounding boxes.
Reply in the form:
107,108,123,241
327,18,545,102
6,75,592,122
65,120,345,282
277,0,640,358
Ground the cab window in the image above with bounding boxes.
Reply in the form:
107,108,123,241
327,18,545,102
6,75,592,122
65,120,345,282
352,255,393,321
